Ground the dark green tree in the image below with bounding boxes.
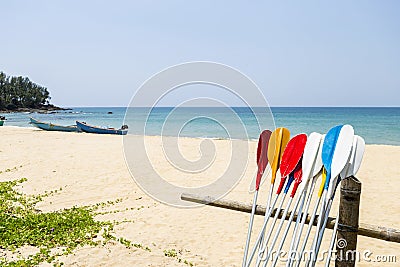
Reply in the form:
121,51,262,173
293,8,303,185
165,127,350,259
0,71,51,110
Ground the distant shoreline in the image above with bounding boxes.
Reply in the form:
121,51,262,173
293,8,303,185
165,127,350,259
0,105,71,114
1,107,399,146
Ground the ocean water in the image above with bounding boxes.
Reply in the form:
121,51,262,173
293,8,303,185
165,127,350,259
1,107,399,145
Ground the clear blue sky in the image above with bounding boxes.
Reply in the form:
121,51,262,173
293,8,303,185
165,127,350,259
1,1,399,107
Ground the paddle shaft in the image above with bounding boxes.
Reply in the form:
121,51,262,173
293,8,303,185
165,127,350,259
287,176,318,267
271,195,306,267
287,188,308,255
257,184,275,251
310,190,328,254
245,194,279,267
270,170,317,267
293,196,322,267
253,194,287,267
310,174,343,267
242,190,259,267
269,192,307,267
325,210,339,267
312,198,334,266
308,194,335,267
261,197,294,266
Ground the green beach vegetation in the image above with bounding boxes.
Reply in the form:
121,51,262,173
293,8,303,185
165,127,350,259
0,178,195,266
0,178,145,266
0,71,58,111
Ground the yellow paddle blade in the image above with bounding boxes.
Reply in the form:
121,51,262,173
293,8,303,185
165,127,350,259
318,167,327,197
267,127,291,184
278,127,291,166
267,129,279,181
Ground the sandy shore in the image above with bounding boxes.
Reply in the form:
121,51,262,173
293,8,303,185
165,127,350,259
0,126,399,266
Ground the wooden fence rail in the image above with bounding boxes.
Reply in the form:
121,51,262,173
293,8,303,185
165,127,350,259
180,192,400,244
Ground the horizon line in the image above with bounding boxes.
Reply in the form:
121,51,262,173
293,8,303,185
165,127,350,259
60,105,400,108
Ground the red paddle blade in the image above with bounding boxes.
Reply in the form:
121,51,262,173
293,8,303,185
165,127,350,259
255,130,272,190
290,159,303,197
280,134,308,178
257,130,272,163
276,134,307,194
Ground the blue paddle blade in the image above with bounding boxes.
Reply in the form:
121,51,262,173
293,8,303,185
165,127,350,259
321,125,343,189
284,172,295,194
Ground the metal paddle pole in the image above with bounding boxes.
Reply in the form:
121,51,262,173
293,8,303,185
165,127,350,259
245,194,280,267
242,130,272,267
254,192,288,267
286,188,308,263
287,174,318,267
325,209,339,267
286,133,325,267
257,184,274,252
262,158,304,267
271,193,304,267
242,190,259,266
293,169,326,267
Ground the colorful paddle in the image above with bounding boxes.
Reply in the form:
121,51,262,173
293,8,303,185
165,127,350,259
292,168,327,267
264,127,291,211
242,130,272,267
279,132,324,266
324,135,365,267
309,125,354,266
263,161,304,267
277,134,308,194
295,125,347,267
310,125,344,256
255,134,307,267
248,128,273,193
245,128,290,267
286,153,323,266
248,164,272,193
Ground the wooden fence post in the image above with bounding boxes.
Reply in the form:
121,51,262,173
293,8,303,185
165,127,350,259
336,176,361,267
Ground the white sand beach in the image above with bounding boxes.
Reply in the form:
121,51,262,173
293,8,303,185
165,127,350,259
0,126,399,266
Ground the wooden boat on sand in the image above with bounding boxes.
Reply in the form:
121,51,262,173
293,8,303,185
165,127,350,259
30,117,78,132
76,121,128,135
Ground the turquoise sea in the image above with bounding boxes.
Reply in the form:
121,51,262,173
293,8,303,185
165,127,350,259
1,107,399,145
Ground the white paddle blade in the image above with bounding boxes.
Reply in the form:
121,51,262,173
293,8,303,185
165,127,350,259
312,134,325,177
249,164,272,193
297,132,322,193
330,125,355,180
349,136,365,176
327,125,355,200
340,137,358,179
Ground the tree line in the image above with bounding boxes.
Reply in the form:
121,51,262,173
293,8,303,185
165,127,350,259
0,71,51,110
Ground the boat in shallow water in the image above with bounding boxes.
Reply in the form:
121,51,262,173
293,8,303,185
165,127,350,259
76,121,128,135
30,117,78,132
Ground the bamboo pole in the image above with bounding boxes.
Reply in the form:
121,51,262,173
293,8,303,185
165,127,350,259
181,192,336,228
335,176,361,267
181,192,400,243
